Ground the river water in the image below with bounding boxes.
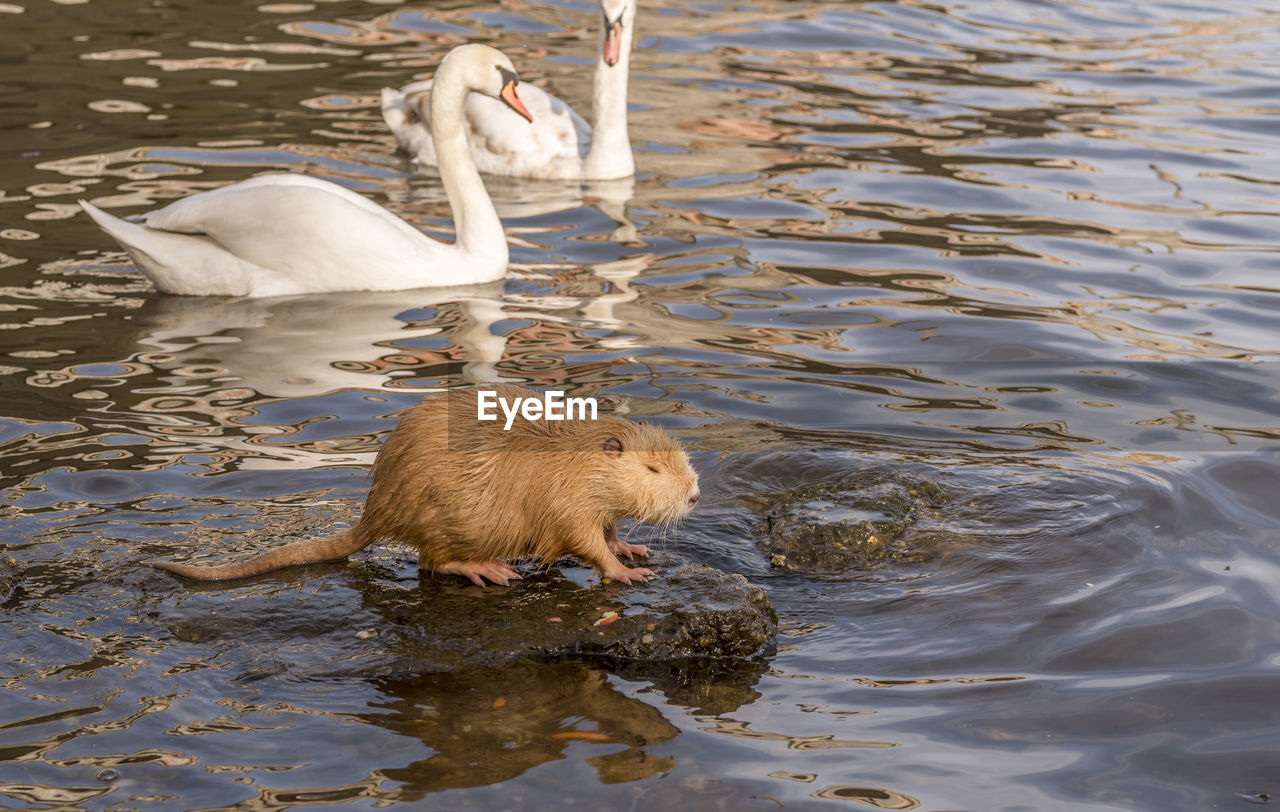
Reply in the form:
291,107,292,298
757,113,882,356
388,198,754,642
2,0,1279,808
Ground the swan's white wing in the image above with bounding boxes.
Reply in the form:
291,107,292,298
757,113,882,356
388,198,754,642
146,175,429,247
181,174,430,238
82,200,260,296
144,179,454,296
383,81,591,180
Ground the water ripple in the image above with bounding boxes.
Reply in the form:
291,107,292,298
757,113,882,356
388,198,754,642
2,0,1280,808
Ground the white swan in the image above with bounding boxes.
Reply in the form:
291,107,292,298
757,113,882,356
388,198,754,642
381,0,636,180
80,44,534,298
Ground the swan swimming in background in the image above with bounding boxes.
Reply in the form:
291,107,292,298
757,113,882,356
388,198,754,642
80,44,533,298
381,0,637,180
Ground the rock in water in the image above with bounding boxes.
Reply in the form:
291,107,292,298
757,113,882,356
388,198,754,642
365,552,777,670
0,559,20,606
152,551,777,681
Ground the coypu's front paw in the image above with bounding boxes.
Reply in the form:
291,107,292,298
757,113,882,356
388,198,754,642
604,565,653,585
610,539,651,560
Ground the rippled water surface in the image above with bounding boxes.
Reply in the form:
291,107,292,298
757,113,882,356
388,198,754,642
3,0,1280,808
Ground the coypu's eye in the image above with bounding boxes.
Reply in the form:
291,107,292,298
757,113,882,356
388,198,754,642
646,465,659,473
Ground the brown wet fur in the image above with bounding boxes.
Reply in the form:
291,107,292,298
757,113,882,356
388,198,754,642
152,385,700,586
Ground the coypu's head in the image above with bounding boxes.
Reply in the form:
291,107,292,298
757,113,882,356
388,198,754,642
584,418,700,524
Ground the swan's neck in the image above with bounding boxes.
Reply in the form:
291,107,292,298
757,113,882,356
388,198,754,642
429,68,508,271
583,21,635,179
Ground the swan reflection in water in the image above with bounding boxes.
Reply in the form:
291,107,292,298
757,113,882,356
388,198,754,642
132,283,511,397
94,255,659,472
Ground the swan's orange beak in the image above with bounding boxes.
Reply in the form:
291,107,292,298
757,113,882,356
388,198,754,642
603,20,623,67
501,80,533,123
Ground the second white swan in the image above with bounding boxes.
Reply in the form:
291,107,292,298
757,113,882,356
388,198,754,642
81,44,533,298
381,0,636,180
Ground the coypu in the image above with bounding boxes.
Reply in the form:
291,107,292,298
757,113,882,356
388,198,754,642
152,384,700,586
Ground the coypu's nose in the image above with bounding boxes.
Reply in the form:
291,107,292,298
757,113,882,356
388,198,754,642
688,489,700,508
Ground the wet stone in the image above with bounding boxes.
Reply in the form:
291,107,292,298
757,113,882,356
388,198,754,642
0,559,19,605
150,552,776,682
359,552,776,669
754,472,948,575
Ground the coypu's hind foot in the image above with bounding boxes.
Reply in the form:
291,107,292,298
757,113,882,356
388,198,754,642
434,560,523,588
605,522,650,560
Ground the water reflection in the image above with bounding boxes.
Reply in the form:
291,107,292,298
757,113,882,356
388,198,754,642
2,283,544,476
129,284,514,396
368,662,678,796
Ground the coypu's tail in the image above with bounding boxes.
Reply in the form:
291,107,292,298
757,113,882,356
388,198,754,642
151,529,371,581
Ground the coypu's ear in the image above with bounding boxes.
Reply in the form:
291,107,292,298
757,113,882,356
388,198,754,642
603,437,623,457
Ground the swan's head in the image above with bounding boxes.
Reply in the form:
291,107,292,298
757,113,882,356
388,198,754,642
599,0,636,67
380,81,434,157
437,43,533,123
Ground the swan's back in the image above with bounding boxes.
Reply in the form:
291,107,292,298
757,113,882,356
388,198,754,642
383,81,591,180
83,175,494,297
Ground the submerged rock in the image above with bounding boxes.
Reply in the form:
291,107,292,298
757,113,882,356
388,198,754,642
754,472,948,575
0,559,19,605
